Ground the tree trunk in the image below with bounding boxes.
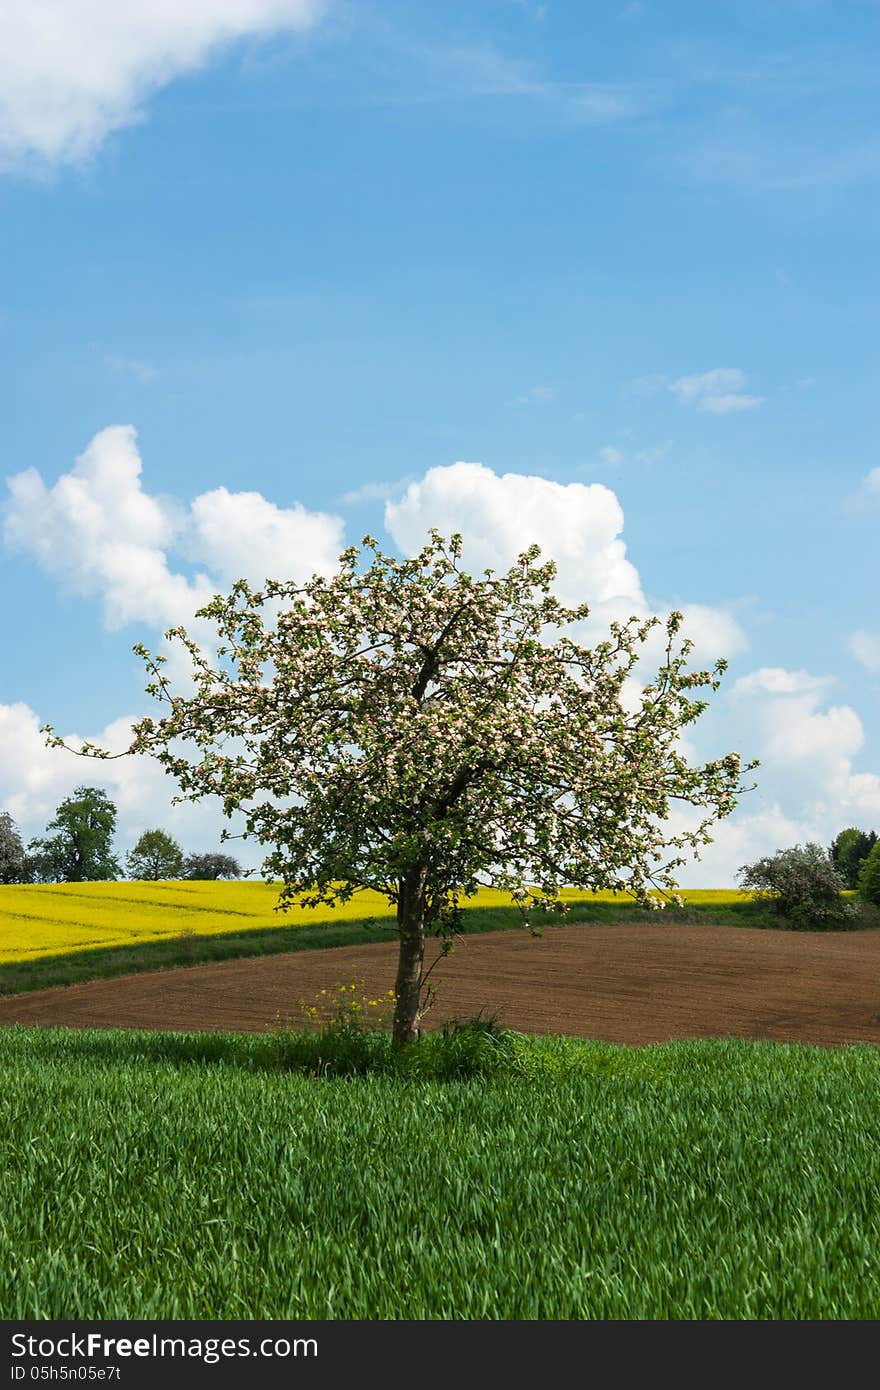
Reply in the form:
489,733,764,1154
393,862,428,1046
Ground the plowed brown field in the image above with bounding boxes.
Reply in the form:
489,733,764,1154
2,924,880,1045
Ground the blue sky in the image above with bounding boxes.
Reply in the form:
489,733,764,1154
1,0,878,883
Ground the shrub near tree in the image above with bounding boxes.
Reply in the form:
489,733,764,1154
830,826,877,890
26,786,121,883
857,841,880,907
737,842,856,930
125,829,185,881
45,531,756,1046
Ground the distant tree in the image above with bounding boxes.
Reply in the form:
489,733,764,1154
857,841,880,907
830,826,878,890
183,852,242,881
26,786,121,883
737,842,856,930
125,829,185,881
0,811,29,884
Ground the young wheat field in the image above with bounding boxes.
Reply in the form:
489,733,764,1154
1,1026,878,1320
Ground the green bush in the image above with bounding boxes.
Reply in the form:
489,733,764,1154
396,1011,519,1080
737,842,857,930
830,827,878,890
857,842,880,907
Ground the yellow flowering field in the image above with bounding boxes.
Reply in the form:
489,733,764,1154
0,881,745,966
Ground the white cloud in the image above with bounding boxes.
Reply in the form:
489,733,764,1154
675,604,749,663
849,630,880,674
385,461,645,613
727,664,879,826
669,368,764,414
0,701,259,866
3,425,212,631
3,425,344,634
732,667,834,699
670,662,880,885
730,667,861,772
188,486,343,588
669,802,827,889
0,0,325,170
384,460,747,668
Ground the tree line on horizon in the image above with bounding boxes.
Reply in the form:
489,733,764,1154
0,787,242,884
1,784,877,905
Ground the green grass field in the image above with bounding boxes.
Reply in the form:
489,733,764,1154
1,1026,878,1319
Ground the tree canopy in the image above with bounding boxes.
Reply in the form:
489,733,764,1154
125,828,185,881
830,826,877,891
26,786,120,883
857,841,880,907
0,811,28,884
183,852,242,880
45,531,756,1044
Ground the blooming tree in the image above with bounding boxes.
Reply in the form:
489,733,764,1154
45,531,756,1045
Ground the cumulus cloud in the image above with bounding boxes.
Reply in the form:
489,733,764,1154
2,424,345,636
188,486,344,588
849,630,880,674
384,460,747,667
675,604,749,663
0,0,325,169
724,665,880,835
669,368,764,414
668,663,880,885
386,461,645,613
0,701,261,866
3,425,214,631
730,667,862,772
732,668,834,699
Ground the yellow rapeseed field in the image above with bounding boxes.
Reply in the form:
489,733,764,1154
0,881,746,966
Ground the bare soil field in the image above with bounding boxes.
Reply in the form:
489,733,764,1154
2,923,880,1045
